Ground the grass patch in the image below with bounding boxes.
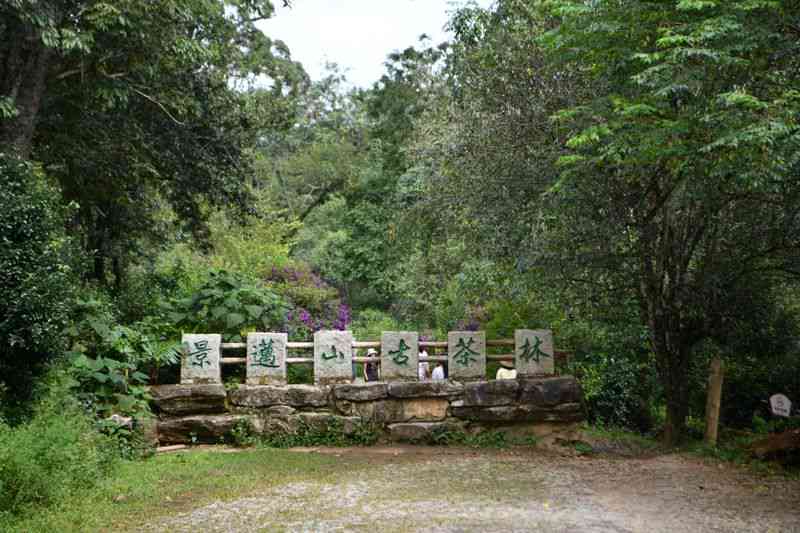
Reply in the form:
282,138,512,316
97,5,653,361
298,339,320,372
4,448,349,532
683,429,800,477
428,427,539,448
581,423,661,451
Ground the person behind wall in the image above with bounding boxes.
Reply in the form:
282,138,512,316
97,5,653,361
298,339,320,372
495,359,517,380
431,361,445,381
363,348,380,382
418,349,430,380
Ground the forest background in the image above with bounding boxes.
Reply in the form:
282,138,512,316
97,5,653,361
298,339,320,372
1,0,800,524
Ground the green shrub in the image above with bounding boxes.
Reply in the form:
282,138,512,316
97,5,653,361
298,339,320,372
572,353,655,432
258,418,379,448
168,270,290,342
0,381,117,523
0,155,78,417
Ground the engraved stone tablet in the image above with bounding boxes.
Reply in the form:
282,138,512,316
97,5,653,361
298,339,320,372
515,329,554,376
314,330,353,385
770,393,792,418
246,332,287,385
181,333,221,384
381,331,419,381
448,331,486,381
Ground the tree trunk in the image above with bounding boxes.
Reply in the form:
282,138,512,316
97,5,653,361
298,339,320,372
653,337,691,446
0,14,54,157
704,357,724,446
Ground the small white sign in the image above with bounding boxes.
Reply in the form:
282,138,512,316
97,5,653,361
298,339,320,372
770,394,792,418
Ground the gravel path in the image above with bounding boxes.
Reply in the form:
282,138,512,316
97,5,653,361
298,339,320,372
144,447,800,532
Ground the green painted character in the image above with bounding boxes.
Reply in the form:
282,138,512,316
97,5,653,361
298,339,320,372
252,338,279,368
520,336,548,364
389,339,411,366
453,337,478,367
188,340,211,368
321,344,344,362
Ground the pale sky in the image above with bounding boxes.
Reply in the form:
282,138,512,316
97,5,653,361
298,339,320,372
259,0,494,88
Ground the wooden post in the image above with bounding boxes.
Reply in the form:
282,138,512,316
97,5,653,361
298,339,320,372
704,357,724,446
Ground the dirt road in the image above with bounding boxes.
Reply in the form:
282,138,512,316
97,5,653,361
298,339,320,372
145,446,800,532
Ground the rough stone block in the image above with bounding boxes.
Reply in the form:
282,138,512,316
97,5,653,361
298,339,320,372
229,385,329,408
349,399,404,424
263,405,296,417
149,384,227,415
246,332,287,385
387,422,462,442
180,334,221,384
380,331,419,381
463,380,519,407
515,329,555,376
157,414,252,444
314,330,353,385
387,381,464,398
295,413,361,436
451,405,520,423
448,331,486,381
518,376,582,407
402,398,449,421
333,382,388,402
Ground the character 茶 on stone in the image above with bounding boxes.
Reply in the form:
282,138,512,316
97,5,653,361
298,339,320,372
453,337,478,367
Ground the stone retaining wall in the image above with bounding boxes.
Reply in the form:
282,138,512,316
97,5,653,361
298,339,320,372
149,376,584,444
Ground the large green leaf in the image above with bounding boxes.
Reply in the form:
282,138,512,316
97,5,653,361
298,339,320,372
226,313,246,329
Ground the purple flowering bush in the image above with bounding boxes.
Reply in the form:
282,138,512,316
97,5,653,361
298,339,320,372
266,264,351,340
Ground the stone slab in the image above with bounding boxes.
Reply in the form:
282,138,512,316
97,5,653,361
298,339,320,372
246,332,287,385
230,385,330,408
157,414,251,444
314,330,353,385
387,381,464,398
448,331,486,381
518,376,582,407
515,329,555,376
463,379,519,407
402,398,449,421
347,399,404,424
333,383,388,402
149,384,227,415
180,334,221,384
380,331,419,381
295,413,361,435
387,421,463,442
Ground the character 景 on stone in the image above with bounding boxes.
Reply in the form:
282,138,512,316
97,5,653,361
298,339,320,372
188,340,211,368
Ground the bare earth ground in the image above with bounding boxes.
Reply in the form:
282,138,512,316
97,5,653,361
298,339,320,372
144,446,800,533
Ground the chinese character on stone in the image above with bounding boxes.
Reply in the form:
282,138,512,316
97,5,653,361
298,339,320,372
252,338,279,368
515,329,554,376
448,331,486,381
314,330,353,385
381,331,419,381
181,334,221,384
246,333,287,385
189,340,211,368
453,337,478,367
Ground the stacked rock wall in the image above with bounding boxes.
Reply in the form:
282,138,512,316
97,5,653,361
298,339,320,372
150,376,584,444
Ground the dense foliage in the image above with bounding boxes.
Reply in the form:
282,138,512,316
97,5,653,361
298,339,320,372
1,3,800,525
0,156,76,416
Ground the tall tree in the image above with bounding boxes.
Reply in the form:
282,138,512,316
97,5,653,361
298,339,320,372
419,0,800,443
1,1,305,283
539,0,800,443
